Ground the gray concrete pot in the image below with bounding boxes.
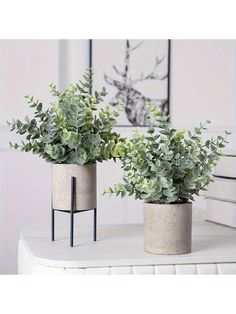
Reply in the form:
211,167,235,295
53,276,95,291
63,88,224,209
52,163,97,211
144,202,192,255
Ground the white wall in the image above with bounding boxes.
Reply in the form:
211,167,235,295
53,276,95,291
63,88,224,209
0,39,235,273
171,40,236,130
170,40,236,209
0,40,89,274
0,40,59,274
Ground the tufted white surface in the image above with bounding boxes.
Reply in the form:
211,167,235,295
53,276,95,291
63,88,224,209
18,238,236,275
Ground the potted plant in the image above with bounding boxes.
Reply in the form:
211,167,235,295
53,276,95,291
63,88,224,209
105,104,230,255
8,68,125,213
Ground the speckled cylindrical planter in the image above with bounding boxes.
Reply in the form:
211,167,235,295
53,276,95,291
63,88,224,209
52,163,97,211
144,202,192,255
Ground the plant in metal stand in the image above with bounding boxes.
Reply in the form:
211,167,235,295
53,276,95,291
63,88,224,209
8,68,126,247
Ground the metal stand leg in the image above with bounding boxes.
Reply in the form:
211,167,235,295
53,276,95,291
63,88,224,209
70,177,76,247
70,211,74,247
93,208,97,241
51,209,55,241
51,176,96,246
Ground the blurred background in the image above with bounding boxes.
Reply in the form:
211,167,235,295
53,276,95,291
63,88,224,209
0,39,235,274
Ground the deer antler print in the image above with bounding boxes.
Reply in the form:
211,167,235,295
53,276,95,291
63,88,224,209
104,40,168,126
129,56,167,85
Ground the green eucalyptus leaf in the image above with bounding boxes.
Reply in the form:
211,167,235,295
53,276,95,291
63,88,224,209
67,148,87,165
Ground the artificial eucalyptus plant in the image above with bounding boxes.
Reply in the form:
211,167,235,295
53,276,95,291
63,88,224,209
8,69,125,165
105,103,230,204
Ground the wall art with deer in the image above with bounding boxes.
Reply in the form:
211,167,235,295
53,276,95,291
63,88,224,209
91,39,170,126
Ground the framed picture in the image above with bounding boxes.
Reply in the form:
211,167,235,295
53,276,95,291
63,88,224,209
90,39,171,127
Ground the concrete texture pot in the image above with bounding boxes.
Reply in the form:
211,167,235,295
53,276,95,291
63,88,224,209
52,163,97,211
144,202,192,255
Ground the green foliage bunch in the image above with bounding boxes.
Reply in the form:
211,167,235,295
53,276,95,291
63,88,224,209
8,69,125,165
105,104,230,204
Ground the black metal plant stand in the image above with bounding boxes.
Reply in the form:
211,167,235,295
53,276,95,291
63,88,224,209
51,177,97,247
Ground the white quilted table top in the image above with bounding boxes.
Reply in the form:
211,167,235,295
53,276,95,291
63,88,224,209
20,215,236,269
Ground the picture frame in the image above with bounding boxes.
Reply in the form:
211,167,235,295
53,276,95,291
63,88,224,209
90,39,171,127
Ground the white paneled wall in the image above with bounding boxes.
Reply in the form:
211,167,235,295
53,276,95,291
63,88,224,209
0,40,236,273
58,40,90,89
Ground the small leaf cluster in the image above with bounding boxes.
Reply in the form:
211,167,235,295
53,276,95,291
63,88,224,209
105,104,231,204
8,69,125,165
